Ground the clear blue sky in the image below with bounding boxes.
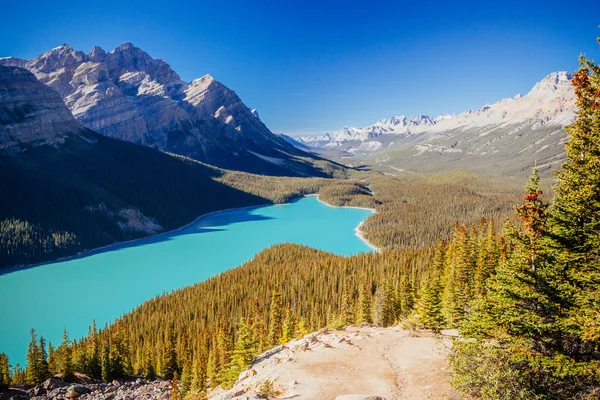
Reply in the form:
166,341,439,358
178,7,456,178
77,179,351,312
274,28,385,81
2,0,599,136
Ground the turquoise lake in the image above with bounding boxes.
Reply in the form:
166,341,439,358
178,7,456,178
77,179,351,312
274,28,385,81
0,195,373,365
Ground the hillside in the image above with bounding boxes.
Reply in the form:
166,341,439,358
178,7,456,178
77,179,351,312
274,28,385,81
0,66,330,269
210,326,462,400
0,44,338,177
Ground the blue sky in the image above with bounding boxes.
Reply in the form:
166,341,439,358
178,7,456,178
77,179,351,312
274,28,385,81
1,0,599,136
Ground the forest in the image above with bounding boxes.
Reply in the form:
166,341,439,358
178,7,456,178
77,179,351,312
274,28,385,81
2,37,600,400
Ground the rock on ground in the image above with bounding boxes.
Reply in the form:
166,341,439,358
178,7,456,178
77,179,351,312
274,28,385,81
210,326,464,400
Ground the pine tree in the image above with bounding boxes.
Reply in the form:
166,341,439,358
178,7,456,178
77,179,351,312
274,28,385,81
295,317,309,338
357,283,373,324
280,311,295,344
339,288,354,326
0,353,11,386
397,276,415,318
101,344,111,382
232,318,255,369
47,342,57,376
549,54,600,345
267,289,283,346
12,363,25,385
58,328,74,381
38,336,50,382
25,329,41,385
86,321,101,379
414,275,444,332
170,372,179,400
180,360,192,397
162,325,178,380
110,325,130,378
473,218,498,298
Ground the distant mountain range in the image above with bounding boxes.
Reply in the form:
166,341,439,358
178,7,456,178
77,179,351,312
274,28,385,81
296,71,575,175
0,43,333,177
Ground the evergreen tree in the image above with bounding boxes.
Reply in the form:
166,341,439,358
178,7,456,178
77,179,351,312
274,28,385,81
0,353,11,386
162,325,178,380
232,318,256,369
47,342,57,376
110,325,130,378
413,275,444,332
25,329,41,385
100,344,111,382
12,363,25,385
473,218,498,298
295,317,309,338
549,54,600,346
339,288,354,326
170,372,179,400
357,283,373,324
280,311,295,344
86,321,101,379
180,360,192,397
267,289,283,346
58,328,74,381
37,336,50,382
397,276,415,318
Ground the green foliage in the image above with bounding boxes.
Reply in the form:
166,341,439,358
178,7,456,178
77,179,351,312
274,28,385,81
413,275,444,331
450,48,600,399
0,353,12,387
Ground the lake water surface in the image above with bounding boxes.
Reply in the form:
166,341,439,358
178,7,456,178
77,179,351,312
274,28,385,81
0,195,373,365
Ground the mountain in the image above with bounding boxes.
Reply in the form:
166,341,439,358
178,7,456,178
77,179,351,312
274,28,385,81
297,72,575,175
0,44,336,177
0,65,317,269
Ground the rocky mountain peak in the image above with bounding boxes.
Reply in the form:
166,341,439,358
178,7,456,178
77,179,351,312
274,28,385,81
0,66,84,149
87,46,106,62
531,71,573,93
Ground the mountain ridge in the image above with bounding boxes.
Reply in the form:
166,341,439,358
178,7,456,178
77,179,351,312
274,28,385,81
0,43,334,177
296,71,575,175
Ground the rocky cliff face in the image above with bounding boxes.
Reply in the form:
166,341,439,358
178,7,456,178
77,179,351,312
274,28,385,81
1,44,327,176
0,66,84,149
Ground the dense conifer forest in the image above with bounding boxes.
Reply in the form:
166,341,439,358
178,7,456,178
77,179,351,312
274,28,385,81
0,133,337,269
2,36,600,400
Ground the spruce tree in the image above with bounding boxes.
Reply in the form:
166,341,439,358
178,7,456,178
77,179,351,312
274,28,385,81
25,329,41,385
413,275,444,332
267,289,283,346
549,54,600,346
170,372,179,400
37,336,50,382
357,283,373,324
162,325,178,380
0,353,11,386
280,311,295,344
58,328,74,381
232,318,255,369
101,344,111,382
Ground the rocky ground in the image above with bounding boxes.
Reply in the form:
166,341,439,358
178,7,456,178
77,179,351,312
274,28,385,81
1,326,463,400
0,377,171,400
209,325,463,400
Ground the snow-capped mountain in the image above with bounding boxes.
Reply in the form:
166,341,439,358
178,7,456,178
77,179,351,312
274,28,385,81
298,71,575,151
295,71,575,175
0,44,331,177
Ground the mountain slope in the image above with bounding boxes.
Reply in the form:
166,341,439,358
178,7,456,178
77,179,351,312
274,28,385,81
0,66,326,269
297,72,575,175
0,44,338,177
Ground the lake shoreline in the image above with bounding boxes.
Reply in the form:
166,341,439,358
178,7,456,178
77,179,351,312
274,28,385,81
311,194,381,253
2,191,379,275
0,201,274,276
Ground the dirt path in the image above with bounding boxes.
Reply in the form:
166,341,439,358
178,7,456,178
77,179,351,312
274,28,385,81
210,326,465,400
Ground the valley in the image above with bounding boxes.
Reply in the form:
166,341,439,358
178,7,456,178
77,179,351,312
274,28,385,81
1,11,599,400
